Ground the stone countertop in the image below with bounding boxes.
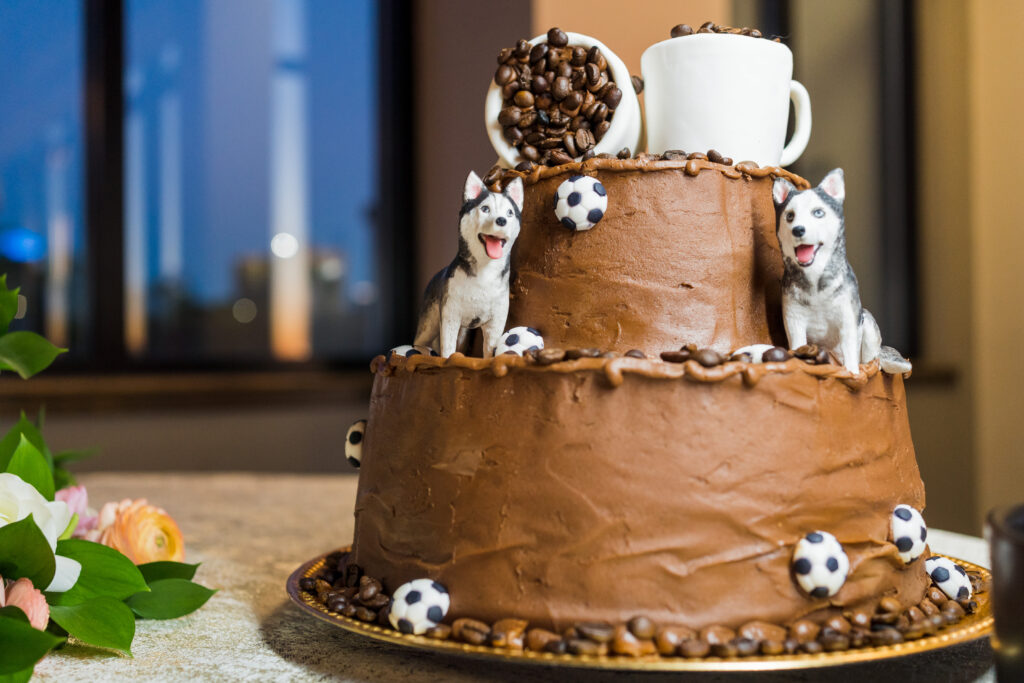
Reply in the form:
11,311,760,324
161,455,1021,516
33,472,995,683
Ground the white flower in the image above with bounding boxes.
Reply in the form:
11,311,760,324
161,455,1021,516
0,473,81,592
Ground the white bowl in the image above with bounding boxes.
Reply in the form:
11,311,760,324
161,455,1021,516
484,32,643,168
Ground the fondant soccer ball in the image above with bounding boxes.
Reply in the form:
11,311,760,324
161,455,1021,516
925,556,972,601
730,344,775,363
345,420,366,468
495,326,544,356
792,531,850,599
890,504,928,564
389,345,438,359
553,175,607,231
388,578,450,635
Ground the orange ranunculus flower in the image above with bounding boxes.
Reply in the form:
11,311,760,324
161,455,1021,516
86,498,185,564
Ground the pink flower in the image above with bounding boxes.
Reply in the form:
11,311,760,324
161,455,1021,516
55,485,98,538
2,577,50,630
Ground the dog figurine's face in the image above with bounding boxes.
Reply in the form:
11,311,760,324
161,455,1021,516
459,171,524,263
772,169,846,276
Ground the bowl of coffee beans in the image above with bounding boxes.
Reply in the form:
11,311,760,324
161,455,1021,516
485,27,642,168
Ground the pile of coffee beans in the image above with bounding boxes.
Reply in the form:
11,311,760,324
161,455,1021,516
494,27,625,166
669,20,781,41
300,555,985,659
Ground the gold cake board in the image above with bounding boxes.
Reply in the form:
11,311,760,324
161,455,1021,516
286,548,992,672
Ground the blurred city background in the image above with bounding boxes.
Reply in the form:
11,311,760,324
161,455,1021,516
1,0,1020,535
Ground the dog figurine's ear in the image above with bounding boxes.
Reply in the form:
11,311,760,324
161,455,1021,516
819,168,845,202
772,177,796,207
505,177,524,212
464,171,485,204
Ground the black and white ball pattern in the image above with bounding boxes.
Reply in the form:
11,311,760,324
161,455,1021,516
925,556,972,601
345,420,366,468
792,531,850,599
388,578,450,635
890,504,928,564
553,175,608,231
495,326,544,356
389,345,439,359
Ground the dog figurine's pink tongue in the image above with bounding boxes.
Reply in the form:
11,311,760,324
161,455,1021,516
481,235,505,259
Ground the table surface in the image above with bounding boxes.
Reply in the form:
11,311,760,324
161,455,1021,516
33,473,995,683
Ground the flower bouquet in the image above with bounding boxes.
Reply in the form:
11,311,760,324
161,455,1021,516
0,276,214,681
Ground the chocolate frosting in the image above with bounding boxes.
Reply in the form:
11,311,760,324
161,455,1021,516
506,158,808,354
352,355,927,630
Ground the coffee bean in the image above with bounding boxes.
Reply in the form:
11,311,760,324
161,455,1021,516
869,627,904,645
663,150,687,160
516,110,537,129
549,149,573,165
526,628,561,652
907,606,926,623
678,638,710,658
821,632,850,651
583,62,600,86
453,618,491,645
624,349,646,359
299,577,316,592
750,29,763,38
694,348,724,367
790,619,820,643
650,626,687,655
497,47,514,64
594,120,610,139
562,90,582,110
362,593,390,609
425,623,452,640
537,348,566,365
825,616,852,635
801,640,824,654
513,90,534,108
763,346,791,362
733,637,759,656
815,347,832,364
565,638,599,655
525,131,544,145
711,641,738,657
879,596,902,614
686,151,707,161
314,579,333,600
502,81,518,100
660,350,690,363
850,629,868,648
620,616,655,640
543,639,568,654
515,160,534,172
490,618,528,649
538,136,563,150
547,27,569,47
942,600,966,619
760,639,785,655
721,157,734,166
504,126,524,145
376,605,390,626
707,149,725,164
341,603,358,618
670,24,694,38
562,132,578,158
327,594,348,612
602,87,622,110
586,46,607,70
631,75,644,94
498,107,521,127
739,620,787,642
700,625,736,645
551,76,571,101
530,75,550,95
783,637,800,653
700,21,717,32
850,611,872,628
345,563,362,587
575,128,595,152
515,39,530,59
354,606,376,622
529,42,548,65
495,64,515,86
610,625,643,656
576,621,615,643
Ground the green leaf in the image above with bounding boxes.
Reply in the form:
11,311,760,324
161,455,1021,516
49,597,135,654
0,413,52,472
0,606,29,623
0,331,66,379
53,448,97,466
51,539,149,606
0,613,65,675
126,579,216,620
0,667,35,683
6,435,54,500
53,466,76,491
0,516,56,588
138,561,200,583
0,275,18,335
59,513,79,541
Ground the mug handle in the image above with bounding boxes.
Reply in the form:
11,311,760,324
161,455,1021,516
779,80,812,167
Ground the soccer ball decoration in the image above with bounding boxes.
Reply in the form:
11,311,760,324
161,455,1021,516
388,578,450,635
890,504,928,564
925,556,972,601
345,420,366,468
553,175,608,231
495,326,545,356
791,531,850,599
389,345,439,359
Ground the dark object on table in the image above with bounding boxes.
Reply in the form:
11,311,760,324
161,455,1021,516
988,503,1024,681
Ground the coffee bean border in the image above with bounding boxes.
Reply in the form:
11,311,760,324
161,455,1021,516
299,553,986,660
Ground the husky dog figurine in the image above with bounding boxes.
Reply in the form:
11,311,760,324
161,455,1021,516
772,169,911,375
414,171,524,358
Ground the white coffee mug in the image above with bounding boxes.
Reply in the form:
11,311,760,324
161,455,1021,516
640,34,811,167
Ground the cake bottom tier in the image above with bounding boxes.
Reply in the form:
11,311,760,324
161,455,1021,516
351,355,928,631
